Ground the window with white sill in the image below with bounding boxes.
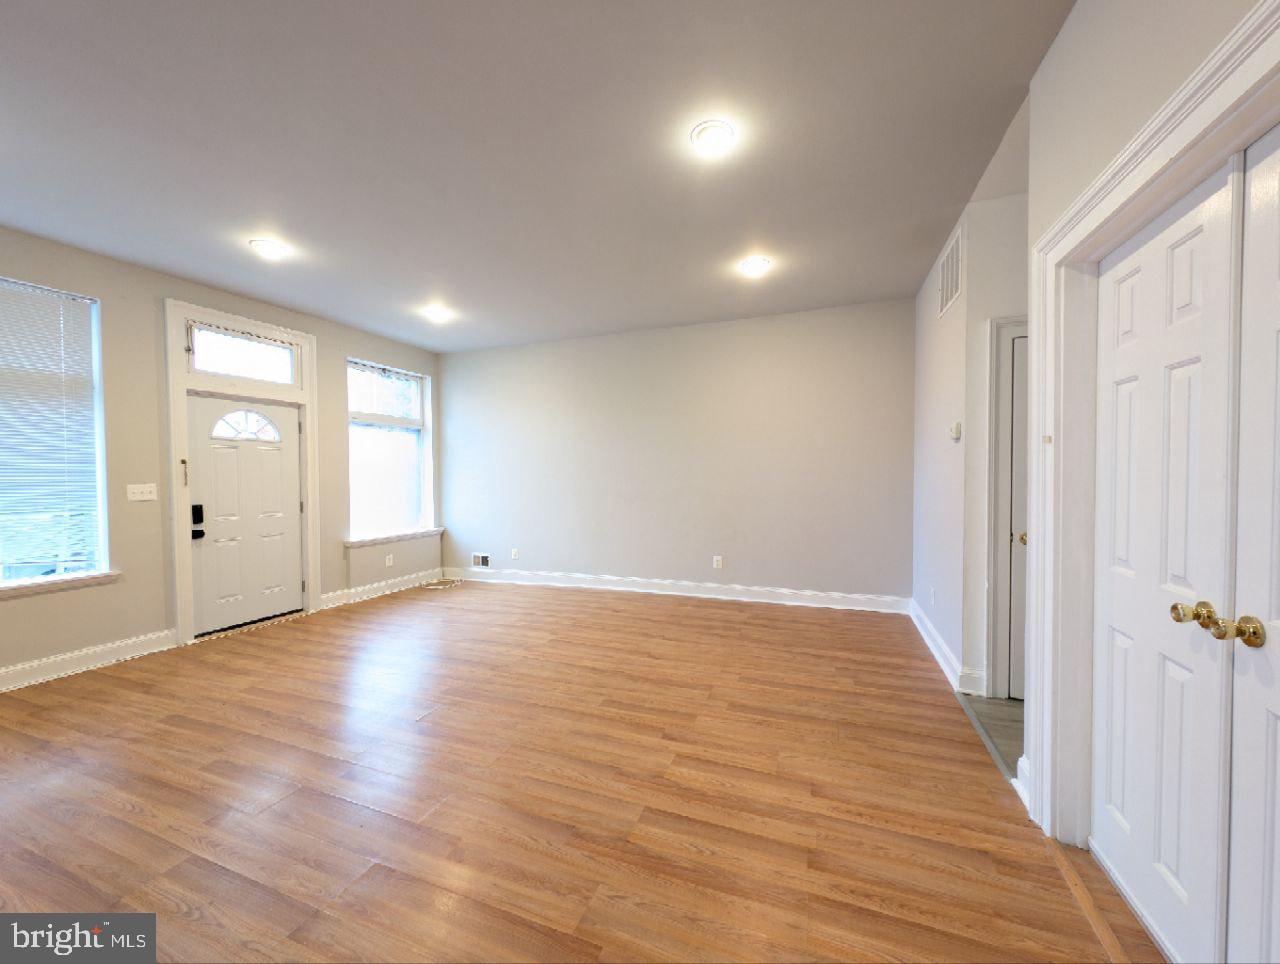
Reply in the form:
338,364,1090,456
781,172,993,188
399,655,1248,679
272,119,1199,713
0,277,108,588
347,360,433,540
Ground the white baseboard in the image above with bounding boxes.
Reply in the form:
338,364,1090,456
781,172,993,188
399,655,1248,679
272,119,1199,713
443,566,909,614
319,567,444,609
0,569,449,695
958,667,986,695
908,599,960,689
0,628,180,694
1013,754,1033,812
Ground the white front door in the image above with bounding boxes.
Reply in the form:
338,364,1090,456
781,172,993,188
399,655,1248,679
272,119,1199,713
1092,163,1236,963
1227,122,1280,963
188,396,303,635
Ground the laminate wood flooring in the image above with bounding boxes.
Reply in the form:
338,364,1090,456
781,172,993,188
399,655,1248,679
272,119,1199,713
0,583,1161,962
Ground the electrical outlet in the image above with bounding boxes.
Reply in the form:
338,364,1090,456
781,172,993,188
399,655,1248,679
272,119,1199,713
712,555,723,569
511,548,520,561
384,554,394,568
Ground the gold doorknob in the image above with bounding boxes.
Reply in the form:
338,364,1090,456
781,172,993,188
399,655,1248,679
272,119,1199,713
1171,600,1217,628
1018,532,1028,546
1210,615,1266,647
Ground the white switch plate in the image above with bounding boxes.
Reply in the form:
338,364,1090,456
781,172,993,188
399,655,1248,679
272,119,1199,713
511,548,520,560
712,555,723,569
126,483,158,502
384,554,394,567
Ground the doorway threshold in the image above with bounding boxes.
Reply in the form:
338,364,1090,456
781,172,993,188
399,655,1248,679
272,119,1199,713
956,692,1023,780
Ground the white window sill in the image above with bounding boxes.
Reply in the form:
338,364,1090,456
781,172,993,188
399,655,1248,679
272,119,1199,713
344,527,444,549
0,569,121,601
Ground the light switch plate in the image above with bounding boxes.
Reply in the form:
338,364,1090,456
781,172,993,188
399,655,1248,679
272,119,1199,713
126,483,158,502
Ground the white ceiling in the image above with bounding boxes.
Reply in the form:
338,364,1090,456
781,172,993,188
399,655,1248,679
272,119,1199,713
0,1,1070,352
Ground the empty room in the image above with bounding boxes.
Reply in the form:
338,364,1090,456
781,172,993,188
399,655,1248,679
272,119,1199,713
1,1,1278,961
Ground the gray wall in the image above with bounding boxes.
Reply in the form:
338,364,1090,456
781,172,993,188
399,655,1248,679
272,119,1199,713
440,301,915,598
912,231,967,653
912,99,1029,675
0,225,440,667
1028,0,1256,244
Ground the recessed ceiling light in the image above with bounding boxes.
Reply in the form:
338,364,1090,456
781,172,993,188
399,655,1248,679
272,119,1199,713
418,301,458,324
247,237,295,262
736,254,773,279
690,118,737,159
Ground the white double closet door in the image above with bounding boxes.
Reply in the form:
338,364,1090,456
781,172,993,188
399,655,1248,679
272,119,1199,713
1092,125,1280,962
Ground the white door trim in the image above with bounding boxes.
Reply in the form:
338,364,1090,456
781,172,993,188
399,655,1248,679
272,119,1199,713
1029,0,1280,839
1027,0,1280,844
988,316,1028,699
164,299,322,645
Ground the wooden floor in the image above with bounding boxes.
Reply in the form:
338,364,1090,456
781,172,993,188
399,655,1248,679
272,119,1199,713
0,583,1162,963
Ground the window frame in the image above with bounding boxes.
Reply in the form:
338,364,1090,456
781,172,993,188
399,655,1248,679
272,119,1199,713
0,277,115,598
345,358,435,542
165,299,322,644
183,315,308,404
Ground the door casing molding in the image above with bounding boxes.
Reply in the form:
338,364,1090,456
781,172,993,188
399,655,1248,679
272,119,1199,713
1027,0,1280,846
163,299,322,645
987,315,1027,700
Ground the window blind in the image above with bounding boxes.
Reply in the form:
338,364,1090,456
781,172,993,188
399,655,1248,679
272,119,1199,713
0,278,105,584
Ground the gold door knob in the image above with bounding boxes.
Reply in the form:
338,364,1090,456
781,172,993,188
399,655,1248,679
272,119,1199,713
1171,601,1217,627
1018,532,1028,546
1210,615,1266,647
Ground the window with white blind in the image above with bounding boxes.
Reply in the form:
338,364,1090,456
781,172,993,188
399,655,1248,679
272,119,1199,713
0,277,108,588
347,360,433,540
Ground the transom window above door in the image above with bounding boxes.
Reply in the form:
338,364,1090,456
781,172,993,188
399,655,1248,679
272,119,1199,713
188,322,296,385
210,409,282,442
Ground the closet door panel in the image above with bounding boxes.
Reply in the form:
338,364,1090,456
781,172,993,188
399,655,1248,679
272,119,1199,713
1228,121,1280,964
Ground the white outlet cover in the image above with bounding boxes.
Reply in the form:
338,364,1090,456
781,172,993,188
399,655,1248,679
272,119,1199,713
511,548,519,560
385,554,394,567
126,483,158,502
712,555,723,569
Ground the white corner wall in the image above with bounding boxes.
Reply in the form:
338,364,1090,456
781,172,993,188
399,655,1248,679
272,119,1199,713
959,191,1029,690
440,301,915,602
911,229,968,673
1028,0,1257,244
912,96,1030,690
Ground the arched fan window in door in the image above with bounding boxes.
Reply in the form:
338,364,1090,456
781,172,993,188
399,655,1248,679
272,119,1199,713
210,409,281,442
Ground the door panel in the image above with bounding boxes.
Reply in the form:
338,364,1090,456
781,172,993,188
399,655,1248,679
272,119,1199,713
189,396,302,634
1093,163,1235,964
1227,121,1280,964
1009,335,1028,701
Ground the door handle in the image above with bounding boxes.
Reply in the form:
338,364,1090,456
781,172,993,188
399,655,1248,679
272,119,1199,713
1171,600,1217,628
1210,615,1266,648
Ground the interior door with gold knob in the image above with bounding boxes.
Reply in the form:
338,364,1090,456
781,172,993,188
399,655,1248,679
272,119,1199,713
1227,122,1280,963
1092,161,1237,963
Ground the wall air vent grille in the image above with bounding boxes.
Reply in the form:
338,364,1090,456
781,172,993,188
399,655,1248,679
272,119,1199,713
471,553,491,568
938,230,962,315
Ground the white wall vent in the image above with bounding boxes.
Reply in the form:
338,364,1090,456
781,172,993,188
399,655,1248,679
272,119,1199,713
471,552,491,568
938,230,962,315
